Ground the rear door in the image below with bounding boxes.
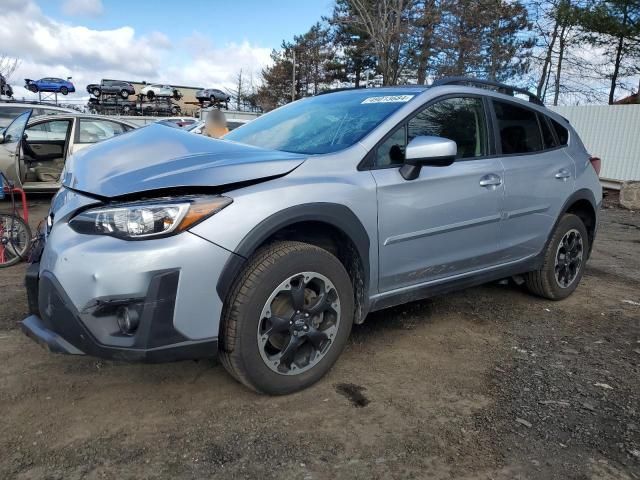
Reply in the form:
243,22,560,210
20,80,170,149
493,100,575,260
371,96,505,292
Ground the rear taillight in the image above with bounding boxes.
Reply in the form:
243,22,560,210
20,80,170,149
589,156,601,176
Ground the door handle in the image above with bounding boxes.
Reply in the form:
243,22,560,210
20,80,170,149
479,174,502,188
555,168,571,180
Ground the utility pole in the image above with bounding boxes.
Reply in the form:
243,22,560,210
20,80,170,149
291,49,296,102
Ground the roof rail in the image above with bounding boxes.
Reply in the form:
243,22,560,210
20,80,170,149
431,77,544,106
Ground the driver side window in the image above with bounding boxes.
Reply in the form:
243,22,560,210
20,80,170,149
409,97,488,159
26,120,71,142
374,96,489,167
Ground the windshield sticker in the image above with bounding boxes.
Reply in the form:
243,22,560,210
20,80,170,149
361,95,414,104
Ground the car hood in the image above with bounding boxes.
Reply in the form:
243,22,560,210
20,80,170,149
63,124,306,198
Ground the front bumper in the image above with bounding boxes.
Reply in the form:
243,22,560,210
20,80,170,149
21,210,238,362
22,263,219,362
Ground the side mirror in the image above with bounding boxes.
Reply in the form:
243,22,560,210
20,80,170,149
399,136,457,181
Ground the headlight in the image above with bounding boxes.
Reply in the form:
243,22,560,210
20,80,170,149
69,195,232,239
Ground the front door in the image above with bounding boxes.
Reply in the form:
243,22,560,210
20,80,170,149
0,110,31,185
371,96,505,293
20,118,72,188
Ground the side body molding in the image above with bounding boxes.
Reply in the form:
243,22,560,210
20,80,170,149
215,203,371,311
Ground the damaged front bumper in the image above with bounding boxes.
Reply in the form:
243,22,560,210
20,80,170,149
21,200,238,362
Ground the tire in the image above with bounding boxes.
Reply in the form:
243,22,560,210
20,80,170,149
0,214,31,268
120,89,129,99
92,88,101,97
525,213,589,300
60,86,68,95
28,84,38,93
146,90,155,100
220,241,354,395
210,95,216,103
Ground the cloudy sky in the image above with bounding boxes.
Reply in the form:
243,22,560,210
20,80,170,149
1,0,333,101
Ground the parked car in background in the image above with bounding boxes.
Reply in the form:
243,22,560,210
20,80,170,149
156,117,198,128
86,80,136,99
139,101,181,116
0,102,77,132
196,88,230,104
87,97,136,115
18,78,602,395
139,84,182,100
0,111,136,192
187,118,249,134
25,78,76,95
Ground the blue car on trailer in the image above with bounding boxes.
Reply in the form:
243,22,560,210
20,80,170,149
25,77,76,95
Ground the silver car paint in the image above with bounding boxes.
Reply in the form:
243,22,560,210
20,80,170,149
64,124,306,197
43,85,602,344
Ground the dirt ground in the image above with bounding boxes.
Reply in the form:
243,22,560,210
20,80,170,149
0,193,638,480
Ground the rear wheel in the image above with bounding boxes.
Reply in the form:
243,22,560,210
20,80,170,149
525,213,588,300
92,88,101,96
146,90,155,100
220,241,354,395
0,214,31,268
120,89,129,99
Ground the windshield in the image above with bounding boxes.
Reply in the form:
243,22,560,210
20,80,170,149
225,90,419,154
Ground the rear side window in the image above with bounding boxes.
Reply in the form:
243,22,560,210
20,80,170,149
494,100,542,154
538,114,557,149
551,119,569,145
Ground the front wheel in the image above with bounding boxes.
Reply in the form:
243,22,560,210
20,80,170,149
220,241,354,395
146,90,155,100
28,84,38,93
120,89,129,99
525,213,589,300
60,86,68,95
0,214,31,268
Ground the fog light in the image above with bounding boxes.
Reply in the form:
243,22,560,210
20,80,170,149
116,306,140,335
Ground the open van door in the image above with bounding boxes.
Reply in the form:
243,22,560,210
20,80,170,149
0,110,31,186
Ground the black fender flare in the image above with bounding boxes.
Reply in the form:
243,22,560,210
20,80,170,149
534,188,600,266
215,203,371,305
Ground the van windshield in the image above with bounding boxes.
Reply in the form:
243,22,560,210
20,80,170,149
225,90,419,154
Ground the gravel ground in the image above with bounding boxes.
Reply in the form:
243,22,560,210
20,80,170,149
0,194,638,480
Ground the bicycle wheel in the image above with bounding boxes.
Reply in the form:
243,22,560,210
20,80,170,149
0,214,32,268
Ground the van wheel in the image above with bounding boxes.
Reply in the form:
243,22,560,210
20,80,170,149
220,241,354,395
525,213,589,300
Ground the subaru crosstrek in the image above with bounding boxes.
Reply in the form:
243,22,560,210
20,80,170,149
20,78,602,394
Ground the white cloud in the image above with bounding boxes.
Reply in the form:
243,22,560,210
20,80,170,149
167,36,272,90
62,0,104,17
1,1,272,103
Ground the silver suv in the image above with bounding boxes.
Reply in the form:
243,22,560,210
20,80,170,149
21,78,601,394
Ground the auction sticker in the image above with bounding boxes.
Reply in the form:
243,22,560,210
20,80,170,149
361,95,414,104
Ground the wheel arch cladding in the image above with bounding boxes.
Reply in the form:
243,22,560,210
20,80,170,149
560,188,598,258
216,203,370,325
